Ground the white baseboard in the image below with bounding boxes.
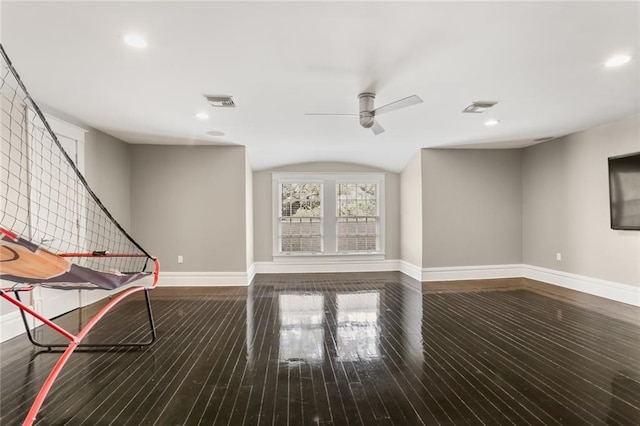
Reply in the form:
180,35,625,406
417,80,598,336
523,265,640,307
158,271,251,287
399,261,524,282
398,262,638,306
0,311,30,342
0,279,159,343
399,261,423,281
422,264,525,282
2,263,636,344
247,263,256,285
253,259,400,274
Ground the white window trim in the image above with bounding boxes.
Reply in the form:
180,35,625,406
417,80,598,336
272,172,385,259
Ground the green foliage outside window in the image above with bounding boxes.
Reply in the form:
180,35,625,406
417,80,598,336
337,183,377,217
281,183,322,217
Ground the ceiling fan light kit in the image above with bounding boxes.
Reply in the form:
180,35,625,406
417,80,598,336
358,92,376,129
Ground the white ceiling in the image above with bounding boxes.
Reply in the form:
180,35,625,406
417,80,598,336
2,1,639,172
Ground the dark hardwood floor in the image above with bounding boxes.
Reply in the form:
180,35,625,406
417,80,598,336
1,272,639,425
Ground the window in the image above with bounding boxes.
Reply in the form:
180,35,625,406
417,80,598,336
273,173,385,256
337,183,378,252
279,182,323,253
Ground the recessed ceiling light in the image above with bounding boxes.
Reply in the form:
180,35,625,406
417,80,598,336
195,112,209,120
123,33,147,49
206,130,225,137
605,54,631,68
484,119,500,127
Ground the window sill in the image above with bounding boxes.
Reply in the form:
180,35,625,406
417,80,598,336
273,253,386,262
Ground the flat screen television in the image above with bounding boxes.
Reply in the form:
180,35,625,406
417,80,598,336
609,151,640,230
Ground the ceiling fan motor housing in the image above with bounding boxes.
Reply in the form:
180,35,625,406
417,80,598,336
358,92,376,128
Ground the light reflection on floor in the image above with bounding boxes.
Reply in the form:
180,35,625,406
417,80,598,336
277,291,385,363
336,292,380,361
278,293,325,362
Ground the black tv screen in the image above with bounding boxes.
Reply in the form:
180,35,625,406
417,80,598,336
609,152,640,230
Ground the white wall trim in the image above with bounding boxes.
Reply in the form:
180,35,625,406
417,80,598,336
4,266,636,298
254,259,400,274
523,265,640,307
421,264,525,282
158,271,251,287
399,262,524,282
44,113,88,141
0,311,30,342
30,288,78,324
3,264,636,343
247,263,256,285
1,280,159,343
399,261,423,281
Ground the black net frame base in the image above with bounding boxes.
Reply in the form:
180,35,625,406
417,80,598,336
13,288,157,352
0,256,159,426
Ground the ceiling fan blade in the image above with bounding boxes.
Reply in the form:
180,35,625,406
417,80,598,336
371,120,385,135
372,95,423,116
304,113,358,117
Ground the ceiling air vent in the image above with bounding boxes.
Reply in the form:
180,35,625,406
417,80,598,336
205,95,235,108
534,137,555,142
462,101,498,113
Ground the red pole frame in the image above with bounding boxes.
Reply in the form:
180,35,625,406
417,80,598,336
0,253,159,426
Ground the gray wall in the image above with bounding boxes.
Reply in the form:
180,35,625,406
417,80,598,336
421,149,523,267
400,151,423,267
20,105,640,291
523,115,640,286
84,128,132,230
253,162,400,262
130,145,248,272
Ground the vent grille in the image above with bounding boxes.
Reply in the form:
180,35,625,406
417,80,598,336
462,101,498,113
534,137,555,142
205,95,235,108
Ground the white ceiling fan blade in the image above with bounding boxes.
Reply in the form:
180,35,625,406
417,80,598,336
371,120,385,135
373,95,423,116
304,113,358,116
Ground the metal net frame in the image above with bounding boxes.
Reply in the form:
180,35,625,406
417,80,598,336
0,44,159,426
0,45,150,281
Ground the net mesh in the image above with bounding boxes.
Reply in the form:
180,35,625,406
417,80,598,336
0,44,150,282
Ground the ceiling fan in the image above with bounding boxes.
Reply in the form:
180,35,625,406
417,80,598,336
305,92,423,135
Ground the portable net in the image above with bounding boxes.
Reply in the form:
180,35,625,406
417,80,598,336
0,44,152,289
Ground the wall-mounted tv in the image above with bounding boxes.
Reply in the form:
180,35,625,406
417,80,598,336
609,151,640,230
